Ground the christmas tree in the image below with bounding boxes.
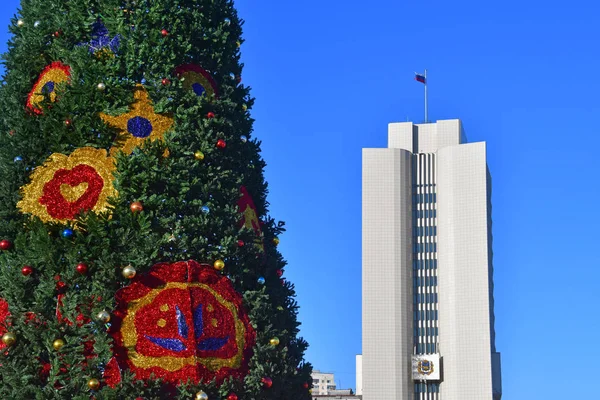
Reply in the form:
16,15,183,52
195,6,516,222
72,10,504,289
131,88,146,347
0,1,312,399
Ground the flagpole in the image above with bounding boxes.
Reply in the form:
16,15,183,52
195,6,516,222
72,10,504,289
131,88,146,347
424,69,428,123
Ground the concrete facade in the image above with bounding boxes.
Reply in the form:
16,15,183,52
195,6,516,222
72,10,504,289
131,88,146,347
361,119,501,400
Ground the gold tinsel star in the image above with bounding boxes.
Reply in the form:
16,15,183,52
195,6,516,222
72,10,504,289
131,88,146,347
100,85,174,155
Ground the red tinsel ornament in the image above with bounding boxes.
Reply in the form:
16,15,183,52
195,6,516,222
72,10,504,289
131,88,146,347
0,298,10,351
110,260,256,385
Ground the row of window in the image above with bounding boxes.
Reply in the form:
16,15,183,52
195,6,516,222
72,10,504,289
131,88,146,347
414,343,439,355
414,327,439,337
414,209,437,218
413,193,437,203
414,242,437,253
415,382,440,393
414,275,438,287
414,292,438,304
414,310,439,321
413,226,437,236
413,259,438,270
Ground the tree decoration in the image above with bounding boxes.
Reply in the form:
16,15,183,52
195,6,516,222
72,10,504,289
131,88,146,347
213,259,225,271
207,112,215,119
257,277,265,285
0,298,10,350
82,21,120,56
97,82,106,91
130,201,144,213
61,228,74,238
17,19,24,27
87,378,101,390
0,239,12,250
269,337,280,346
216,139,226,149
227,394,238,400
76,263,88,275
110,260,256,384
195,391,208,400
161,29,169,36
122,265,137,279
17,147,117,223
194,151,205,161
273,237,280,246
101,85,174,155
2,332,17,347
238,186,264,251
175,64,219,98
26,61,71,114
53,338,65,350
97,310,111,323
262,377,273,388
21,265,33,276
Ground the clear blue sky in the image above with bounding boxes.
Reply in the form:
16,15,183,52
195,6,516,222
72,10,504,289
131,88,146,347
2,1,600,398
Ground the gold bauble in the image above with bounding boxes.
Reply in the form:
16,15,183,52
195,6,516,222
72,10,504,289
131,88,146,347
17,19,25,27
273,237,280,246
97,310,111,323
194,151,205,161
242,104,248,111
2,332,16,347
214,259,225,271
130,201,144,213
269,337,280,346
196,391,209,400
122,265,137,279
97,82,106,91
87,378,100,390
53,338,65,351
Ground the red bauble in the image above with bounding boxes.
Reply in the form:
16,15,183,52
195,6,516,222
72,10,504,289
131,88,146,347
237,240,245,247
276,269,283,278
227,394,238,400
161,78,170,86
216,139,226,149
0,240,12,250
207,112,215,119
303,382,309,389
161,29,169,36
21,266,33,276
76,263,88,275
262,377,273,388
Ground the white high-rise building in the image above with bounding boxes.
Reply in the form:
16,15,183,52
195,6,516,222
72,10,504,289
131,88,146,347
361,119,502,400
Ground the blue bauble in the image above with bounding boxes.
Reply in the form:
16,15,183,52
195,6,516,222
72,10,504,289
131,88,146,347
13,156,23,162
61,228,74,238
257,277,266,285
201,206,210,214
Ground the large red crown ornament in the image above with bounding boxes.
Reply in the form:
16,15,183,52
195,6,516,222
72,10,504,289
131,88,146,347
109,260,255,385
